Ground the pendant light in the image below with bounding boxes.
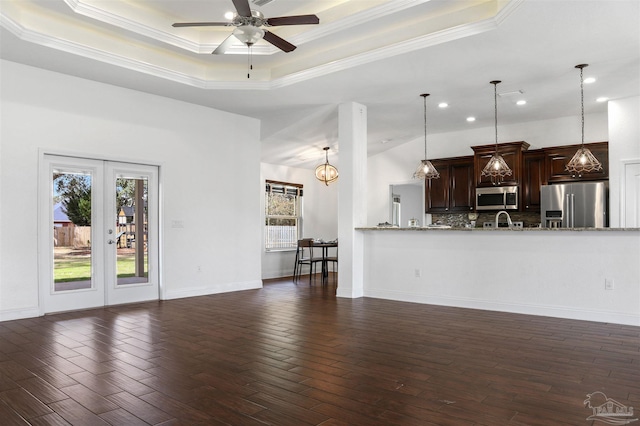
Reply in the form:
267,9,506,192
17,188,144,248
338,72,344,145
315,147,338,186
481,80,512,185
413,93,440,180
565,64,603,177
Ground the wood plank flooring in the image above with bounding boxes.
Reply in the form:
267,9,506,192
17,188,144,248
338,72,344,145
1,274,638,425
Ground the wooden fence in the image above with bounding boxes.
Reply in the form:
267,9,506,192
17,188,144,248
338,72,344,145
54,226,91,248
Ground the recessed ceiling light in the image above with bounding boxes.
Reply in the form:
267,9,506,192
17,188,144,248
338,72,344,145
224,11,235,20
516,100,527,106
438,102,448,108
584,77,596,84
596,97,608,103
466,117,476,122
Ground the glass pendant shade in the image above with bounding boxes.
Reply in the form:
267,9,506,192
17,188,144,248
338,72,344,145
233,25,265,46
481,80,512,185
482,154,513,184
315,147,338,186
565,146,603,175
413,160,440,180
413,93,439,180
565,64,603,177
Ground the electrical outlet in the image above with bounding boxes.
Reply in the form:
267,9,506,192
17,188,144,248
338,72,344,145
197,265,202,273
414,269,422,278
605,278,614,290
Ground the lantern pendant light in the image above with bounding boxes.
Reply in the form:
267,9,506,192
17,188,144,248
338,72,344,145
413,93,440,180
315,147,339,186
565,64,603,177
481,80,512,185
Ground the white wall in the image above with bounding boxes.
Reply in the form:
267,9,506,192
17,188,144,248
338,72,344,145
363,229,640,325
608,96,640,227
368,113,609,225
390,183,424,226
260,162,338,279
0,60,262,320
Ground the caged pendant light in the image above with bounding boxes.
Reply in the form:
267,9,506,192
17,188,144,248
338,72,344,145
565,64,603,177
315,147,339,186
481,80,512,185
413,93,440,180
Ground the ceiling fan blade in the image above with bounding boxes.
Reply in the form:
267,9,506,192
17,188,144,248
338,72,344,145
263,30,296,52
173,22,229,27
266,15,319,26
212,33,237,55
232,0,252,17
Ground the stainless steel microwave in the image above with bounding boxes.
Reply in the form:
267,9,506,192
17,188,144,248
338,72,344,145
475,186,518,210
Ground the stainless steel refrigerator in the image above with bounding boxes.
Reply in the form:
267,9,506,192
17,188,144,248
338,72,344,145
540,182,608,228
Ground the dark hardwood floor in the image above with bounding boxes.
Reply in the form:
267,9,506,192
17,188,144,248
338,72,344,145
1,273,638,425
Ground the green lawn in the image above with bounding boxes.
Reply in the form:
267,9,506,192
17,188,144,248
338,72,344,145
54,254,148,283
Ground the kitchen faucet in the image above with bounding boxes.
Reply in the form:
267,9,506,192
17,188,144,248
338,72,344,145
495,210,513,228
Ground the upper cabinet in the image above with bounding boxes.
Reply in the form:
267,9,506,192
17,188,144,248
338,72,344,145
425,156,474,213
472,141,530,187
545,141,609,182
522,151,546,212
424,141,608,214
450,159,475,211
522,142,608,212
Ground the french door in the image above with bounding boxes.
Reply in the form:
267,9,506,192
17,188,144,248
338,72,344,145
39,155,159,313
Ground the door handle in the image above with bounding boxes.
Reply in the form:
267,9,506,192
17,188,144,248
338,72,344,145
108,240,115,245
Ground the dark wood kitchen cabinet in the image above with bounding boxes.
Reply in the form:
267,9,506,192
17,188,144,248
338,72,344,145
472,141,530,187
522,151,545,212
423,141,608,214
426,156,474,213
545,141,609,182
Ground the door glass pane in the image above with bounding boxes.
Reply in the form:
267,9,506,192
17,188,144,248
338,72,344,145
115,176,148,285
52,170,93,292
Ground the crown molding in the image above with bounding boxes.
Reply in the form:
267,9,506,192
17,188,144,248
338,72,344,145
268,1,525,89
1,0,523,90
62,0,433,56
0,13,270,89
63,0,225,54
292,0,432,46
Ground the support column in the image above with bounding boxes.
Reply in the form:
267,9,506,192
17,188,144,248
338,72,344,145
336,102,367,298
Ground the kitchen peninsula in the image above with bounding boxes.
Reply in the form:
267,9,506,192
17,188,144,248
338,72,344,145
355,226,640,326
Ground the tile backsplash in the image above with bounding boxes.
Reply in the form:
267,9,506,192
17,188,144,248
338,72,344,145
431,212,542,228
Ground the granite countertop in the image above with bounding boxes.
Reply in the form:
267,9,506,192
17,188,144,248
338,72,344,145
356,226,640,232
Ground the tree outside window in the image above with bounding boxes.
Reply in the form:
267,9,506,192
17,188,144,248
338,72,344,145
265,181,302,251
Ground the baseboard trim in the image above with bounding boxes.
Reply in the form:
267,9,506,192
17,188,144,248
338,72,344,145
364,289,640,326
0,307,41,322
163,280,263,300
262,270,294,280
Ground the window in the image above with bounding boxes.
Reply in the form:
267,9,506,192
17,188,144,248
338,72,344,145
265,180,302,251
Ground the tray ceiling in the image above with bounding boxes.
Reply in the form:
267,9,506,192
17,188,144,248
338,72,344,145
1,0,639,168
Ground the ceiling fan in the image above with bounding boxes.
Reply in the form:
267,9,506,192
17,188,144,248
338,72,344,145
172,0,319,54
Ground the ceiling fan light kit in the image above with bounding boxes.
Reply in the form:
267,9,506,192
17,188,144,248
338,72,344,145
172,0,318,78
232,25,265,46
172,0,319,55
